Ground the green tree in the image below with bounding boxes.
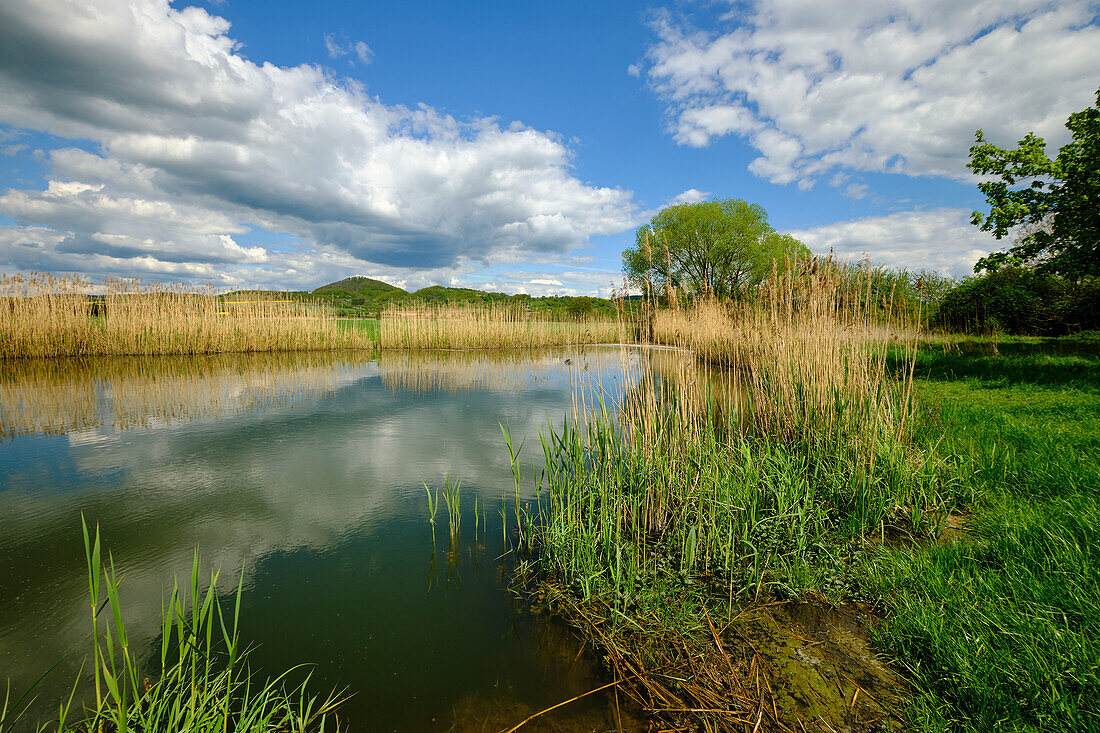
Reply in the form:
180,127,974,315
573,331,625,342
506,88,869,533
623,198,809,299
566,296,596,317
968,87,1099,281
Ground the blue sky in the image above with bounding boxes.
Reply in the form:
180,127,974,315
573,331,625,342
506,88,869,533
0,0,1097,295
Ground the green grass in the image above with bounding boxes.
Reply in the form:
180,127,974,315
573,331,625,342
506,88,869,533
866,341,1100,731
334,317,380,343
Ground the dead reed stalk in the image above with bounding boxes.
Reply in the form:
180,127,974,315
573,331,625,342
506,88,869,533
530,585,786,733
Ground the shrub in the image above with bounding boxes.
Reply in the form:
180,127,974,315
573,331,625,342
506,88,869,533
933,269,1072,335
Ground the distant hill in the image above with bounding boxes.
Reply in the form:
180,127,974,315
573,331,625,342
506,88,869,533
304,276,629,318
409,285,513,304
313,276,406,297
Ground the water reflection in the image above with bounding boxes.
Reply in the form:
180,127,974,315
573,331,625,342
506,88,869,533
379,346,664,398
0,351,375,439
0,346,713,730
380,348,561,394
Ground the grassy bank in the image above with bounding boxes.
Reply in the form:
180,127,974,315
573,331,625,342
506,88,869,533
0,522,342,732
866,343,1100,731
0,273,374,358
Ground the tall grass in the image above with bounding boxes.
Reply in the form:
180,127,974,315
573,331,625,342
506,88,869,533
534,362,937,608
379,302,627,350
0,520,344,732
0,272,374,359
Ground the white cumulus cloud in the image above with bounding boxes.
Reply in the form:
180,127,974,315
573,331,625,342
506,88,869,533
785,208,1000,277
642,1,1100,187
669,188,711,204
0,0,636,287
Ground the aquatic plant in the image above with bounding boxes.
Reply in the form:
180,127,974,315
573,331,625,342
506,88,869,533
0,519,345,733
441,475,461,541
424,483,439,528
500,425,529,549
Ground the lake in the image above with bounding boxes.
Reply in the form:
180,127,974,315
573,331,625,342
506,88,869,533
0,346,699,731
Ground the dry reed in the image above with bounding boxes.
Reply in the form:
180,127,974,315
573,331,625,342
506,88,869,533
532,585,794,733
649,256,918,450
0,272,374,359
379,302,627,350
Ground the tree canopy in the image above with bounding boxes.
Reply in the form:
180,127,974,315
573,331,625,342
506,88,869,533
968,87,1099,281
622,198,809,299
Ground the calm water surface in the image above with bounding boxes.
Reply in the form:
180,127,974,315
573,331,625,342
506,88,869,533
0,346,696,731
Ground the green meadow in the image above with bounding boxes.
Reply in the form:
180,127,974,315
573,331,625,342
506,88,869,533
867,341,1100,731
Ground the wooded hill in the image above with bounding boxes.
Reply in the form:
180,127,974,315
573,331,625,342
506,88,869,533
241,276,626,318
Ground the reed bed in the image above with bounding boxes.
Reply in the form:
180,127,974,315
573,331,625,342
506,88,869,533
0,273,374,359
516,257,941,729
651,256,918,448
379,302,627,350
